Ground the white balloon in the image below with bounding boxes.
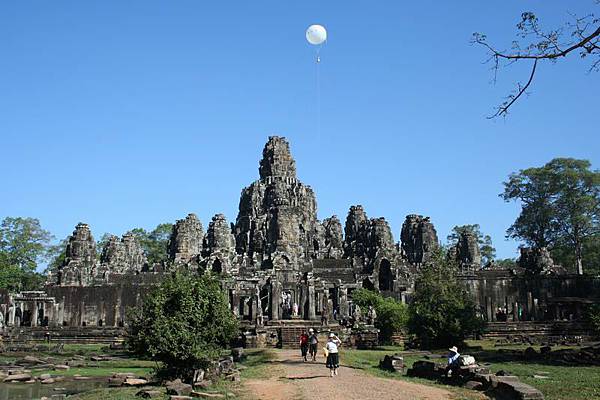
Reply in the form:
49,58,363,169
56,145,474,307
306,24,327,45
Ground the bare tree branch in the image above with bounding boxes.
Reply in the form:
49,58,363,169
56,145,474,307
473,9,600,117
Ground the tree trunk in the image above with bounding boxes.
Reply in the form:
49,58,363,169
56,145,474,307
575,236,583,275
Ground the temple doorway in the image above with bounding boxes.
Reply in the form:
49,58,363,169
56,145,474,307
378,259,393,291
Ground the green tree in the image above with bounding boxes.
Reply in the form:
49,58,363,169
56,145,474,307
46,238,68,272
552,234,600,276
447,224,496,265
351,288,408,343
494,258,517,270
548,159,600,274
126,223,173,265
0,217,53,291
127,271,238,380
0,217,53,272
407,250,483,349
502,158,600,274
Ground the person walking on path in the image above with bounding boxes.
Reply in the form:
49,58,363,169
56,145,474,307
308,328,319,361
299,330,309,362
325,332,342,377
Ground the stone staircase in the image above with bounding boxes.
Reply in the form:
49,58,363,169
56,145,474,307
482,321,594,342
276,321,341,348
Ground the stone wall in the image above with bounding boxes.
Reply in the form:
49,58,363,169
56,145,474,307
462,271,600,322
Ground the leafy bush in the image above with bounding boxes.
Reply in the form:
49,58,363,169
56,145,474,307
351,288,408,343
352,288,384,309
586,304,600,334
127,271,239,380
408,250,484,349
376,298,408,342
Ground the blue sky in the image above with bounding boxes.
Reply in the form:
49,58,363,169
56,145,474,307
1,1,599,268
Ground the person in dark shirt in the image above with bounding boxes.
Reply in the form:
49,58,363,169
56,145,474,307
299,330,309,362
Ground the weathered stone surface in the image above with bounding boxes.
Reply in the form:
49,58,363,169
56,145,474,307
321,216,343,259
234,136,319,269
124,378,149,386
136,389,164,398
463,380,484,390
100,233,147,275
343,205,369,261
202,214,236,274
379,354,405,373
452,231,481,273
400,215,438,266
169,214,204,264
518,247,559,275
50,223,96,286
4,373,32,382
166,379,193,396
494,380,545,399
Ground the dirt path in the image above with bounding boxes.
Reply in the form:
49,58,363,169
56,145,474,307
243,349,454,400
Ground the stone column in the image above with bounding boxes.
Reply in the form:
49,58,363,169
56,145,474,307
513,301,518,321
80,301,85,326
8,304,15,326
32,301,38,327
339,287,349,318
307,284,316,320
527,292,533,321
270,282,281,321
250,296,257,322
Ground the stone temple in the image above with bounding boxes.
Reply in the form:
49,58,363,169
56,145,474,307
2,136,599,344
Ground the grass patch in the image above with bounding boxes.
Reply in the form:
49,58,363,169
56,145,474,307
341,347,482,400
68,387,167,400
342,341,600,400
238,349,278,380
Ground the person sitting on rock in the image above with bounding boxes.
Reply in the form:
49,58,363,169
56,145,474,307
446,346,460,377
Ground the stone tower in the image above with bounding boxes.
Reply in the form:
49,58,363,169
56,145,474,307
400,215,439,266
56,223,97,286
234,136,319,269
168,213,204,264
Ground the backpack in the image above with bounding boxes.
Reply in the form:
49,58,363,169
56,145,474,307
458,355,476,366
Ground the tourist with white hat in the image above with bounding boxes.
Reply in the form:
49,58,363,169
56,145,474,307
446,346,460,377
325,332,342,377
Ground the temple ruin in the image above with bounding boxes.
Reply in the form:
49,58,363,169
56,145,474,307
2,136,599,344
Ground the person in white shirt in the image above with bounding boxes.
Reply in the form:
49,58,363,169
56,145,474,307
325,332,341,377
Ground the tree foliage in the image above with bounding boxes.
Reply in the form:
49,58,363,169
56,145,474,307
473,6,600,117
407,250,483,349
126,223,173,265
501,158,600,273
127,272,238,380
0,217,53,291
351,288,408,343
447,224,496,265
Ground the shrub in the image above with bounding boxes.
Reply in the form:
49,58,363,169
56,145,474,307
407,250,484,349
351,288,408,343
586,304,600,334
127,271,239,380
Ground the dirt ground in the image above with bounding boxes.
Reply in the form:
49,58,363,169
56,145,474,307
243,349,455,400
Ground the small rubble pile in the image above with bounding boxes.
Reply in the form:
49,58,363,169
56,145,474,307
406,355,545,400
378,354,405,373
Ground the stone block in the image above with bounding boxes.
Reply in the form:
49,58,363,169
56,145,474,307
495,380,545,400
166,379,193,396
136,389,164,398
463,381,484,390
3,373,32,382
489,375,520,389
